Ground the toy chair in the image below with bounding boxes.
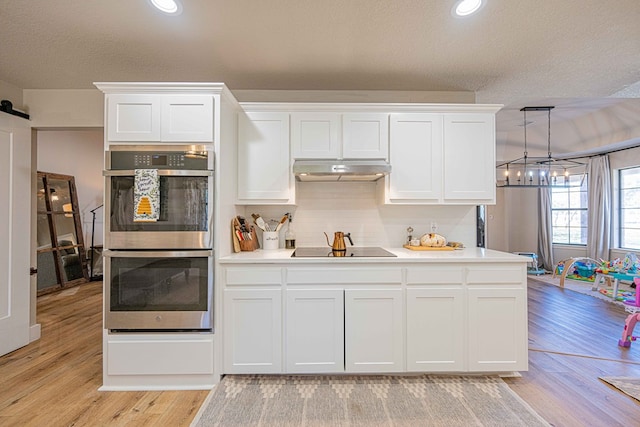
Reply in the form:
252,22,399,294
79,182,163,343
619,277,640,348
619,311,640,347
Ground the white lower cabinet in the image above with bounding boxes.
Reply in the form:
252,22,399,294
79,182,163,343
102,331,215,390
345,289,404,372
221,262,527,375
406,287,465,371
285,288,404,374
467,287,527,371
223,289,282,373
285,289,344,373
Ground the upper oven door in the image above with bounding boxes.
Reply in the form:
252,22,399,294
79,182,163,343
104,145,214,250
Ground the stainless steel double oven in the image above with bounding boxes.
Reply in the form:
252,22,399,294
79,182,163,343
104,145,214,331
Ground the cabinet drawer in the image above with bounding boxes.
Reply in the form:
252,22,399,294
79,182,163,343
225,267,283,286
107,335,214,375
466,265,525,284
287,267,402,285
406,266,464,285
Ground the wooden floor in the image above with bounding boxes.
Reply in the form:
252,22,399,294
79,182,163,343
1,278,639,426
504,278,640,426
0,282,207,427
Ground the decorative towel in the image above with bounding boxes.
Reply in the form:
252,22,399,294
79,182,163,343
133,169,159,222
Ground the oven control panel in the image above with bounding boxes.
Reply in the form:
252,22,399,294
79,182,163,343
133,154,185,168
108,150,210,170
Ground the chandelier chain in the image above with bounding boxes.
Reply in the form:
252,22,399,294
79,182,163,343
523,109,528,158
547,108,552,159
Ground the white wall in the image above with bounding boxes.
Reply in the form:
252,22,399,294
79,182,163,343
242,182,477,249
23,89,103,128
486,189,506,251
609,144,640,171
233,90,475,104
0,80,24,110
487,187,539,255
36,129,104,247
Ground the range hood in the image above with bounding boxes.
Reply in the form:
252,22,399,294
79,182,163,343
293,159,391,182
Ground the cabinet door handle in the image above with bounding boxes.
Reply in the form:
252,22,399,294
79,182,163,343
30,267,38,276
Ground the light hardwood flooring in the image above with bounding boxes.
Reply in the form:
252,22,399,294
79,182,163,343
504,278,640,426
1,278,639,426
0,282,207,426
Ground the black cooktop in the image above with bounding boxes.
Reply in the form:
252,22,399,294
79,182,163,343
292,247,397,258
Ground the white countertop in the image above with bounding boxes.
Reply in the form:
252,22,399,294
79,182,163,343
218,247,529,264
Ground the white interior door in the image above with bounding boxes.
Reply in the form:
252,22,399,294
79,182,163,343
0,114,32,356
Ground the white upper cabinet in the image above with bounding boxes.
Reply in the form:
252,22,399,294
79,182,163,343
107,94,161,141
160,95,214,142
291,112,388,159
387,113,443,202
237,111,294,204
106,94,213,142
384,110,497,205
342,113,389,159
291,112,340,158
239,103,499,205
443,113,495,203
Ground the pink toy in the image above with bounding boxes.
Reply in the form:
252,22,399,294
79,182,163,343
619,312,640,347
619,278,640,348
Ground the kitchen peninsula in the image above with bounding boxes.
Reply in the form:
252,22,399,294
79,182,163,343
219,248,528,375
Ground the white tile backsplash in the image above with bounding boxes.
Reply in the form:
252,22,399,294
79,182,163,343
242,182,478,248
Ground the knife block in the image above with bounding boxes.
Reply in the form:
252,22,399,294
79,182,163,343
239,228,258,252
232,220,258,252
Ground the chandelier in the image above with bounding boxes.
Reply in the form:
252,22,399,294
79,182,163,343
496,106,585,188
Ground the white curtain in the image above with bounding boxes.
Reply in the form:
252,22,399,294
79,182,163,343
538,187,554,271
587,155,611,260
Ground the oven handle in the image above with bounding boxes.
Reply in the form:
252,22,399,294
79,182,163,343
103,170,214,177
103,249,213,258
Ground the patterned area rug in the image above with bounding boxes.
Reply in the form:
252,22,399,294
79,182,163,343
192,375,549,426
599,377,640,402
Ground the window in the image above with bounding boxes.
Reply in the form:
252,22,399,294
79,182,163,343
551,175,588,245
619,166,640,249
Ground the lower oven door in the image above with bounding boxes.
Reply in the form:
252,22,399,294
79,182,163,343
104,250,213,331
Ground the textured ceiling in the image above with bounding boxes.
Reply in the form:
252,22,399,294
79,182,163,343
1,0,639,158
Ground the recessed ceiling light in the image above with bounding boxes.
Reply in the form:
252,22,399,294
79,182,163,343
148,0,183,15
452,0,483,17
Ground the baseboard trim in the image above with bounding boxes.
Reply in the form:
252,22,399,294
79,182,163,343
29,323,41,342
